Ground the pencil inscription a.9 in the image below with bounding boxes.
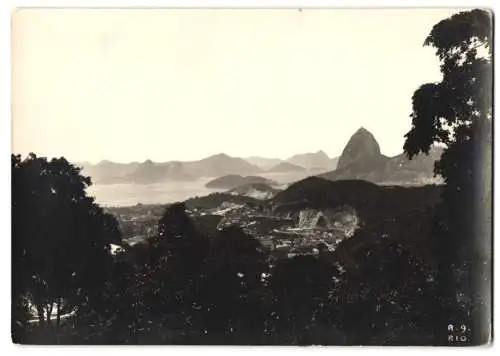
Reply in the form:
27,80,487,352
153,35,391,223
448,324,469,343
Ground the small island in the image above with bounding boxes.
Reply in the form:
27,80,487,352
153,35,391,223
205,174,278,189
267,162,306,173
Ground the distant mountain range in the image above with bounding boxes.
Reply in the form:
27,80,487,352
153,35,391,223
78,150,339,185
78,128,442,186
79,153,265,185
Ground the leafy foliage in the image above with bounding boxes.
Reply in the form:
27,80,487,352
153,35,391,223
12,153,122,342
403,9,492,345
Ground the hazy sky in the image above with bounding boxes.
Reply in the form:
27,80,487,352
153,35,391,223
12,8,465,163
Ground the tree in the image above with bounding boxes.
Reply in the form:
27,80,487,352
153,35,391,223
126,203,211,341
152,202,208,272
332,240,439,345
12,153,122,342
268,255,338,344
148,202,209,300
195,226,269,343
403,9,492,344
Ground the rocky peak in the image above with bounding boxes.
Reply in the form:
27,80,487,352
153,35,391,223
337,128,381,170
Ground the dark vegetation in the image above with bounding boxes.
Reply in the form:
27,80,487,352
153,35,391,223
270,177,441,223
402,9,492,345
11,153,445,345
106,203,168,217
11,9,491,345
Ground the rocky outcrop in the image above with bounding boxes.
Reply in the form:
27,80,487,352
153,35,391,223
337,127,381,170
296,207,359,237
228,183,279,200
320,128,443,185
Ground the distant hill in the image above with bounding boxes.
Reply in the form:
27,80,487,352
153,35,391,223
95,160,195,184
205,174,277,189
287,150,335,170
244,157,285,170
319,127,443,185
79,161,140,184
183,153,263,177
128,160,168,184
268,162,307,173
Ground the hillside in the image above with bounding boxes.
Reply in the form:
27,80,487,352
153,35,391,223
287,150,335,170
205,174,277,189
96,160,195,184
228,183,280,200
79,161,140,184
244,157,284,170
330,156,340,169
268,162,306,173
183,153,263,177
271,177,381,212
269,176,442,221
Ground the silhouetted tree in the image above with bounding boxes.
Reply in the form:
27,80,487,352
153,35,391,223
331,240,439,345
152,202,208,270
88,248,148,344
132,203,210,339
195,226,269,343
12,153,121,343
267,255,338,344
403,9,492,344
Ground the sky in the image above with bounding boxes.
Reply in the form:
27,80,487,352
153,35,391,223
12,8,466,164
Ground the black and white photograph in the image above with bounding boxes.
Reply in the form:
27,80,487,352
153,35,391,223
10,7,492,346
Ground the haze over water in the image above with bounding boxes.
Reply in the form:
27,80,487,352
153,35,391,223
87,172,309,206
